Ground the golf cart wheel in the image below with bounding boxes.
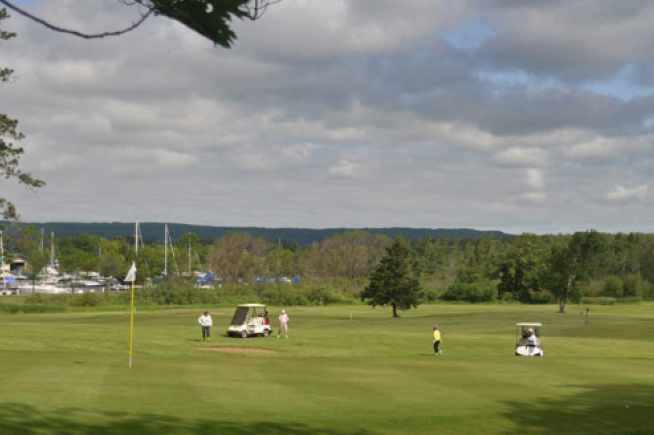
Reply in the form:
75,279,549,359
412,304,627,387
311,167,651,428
241,330,248,339
262,329,270,337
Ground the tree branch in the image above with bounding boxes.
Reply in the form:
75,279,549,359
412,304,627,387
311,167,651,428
0,0,153,39
242,0,282,20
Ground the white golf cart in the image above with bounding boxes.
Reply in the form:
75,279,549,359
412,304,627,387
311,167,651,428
226,303,272,338
515,322,544,357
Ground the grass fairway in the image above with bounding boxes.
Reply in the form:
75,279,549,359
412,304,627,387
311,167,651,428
1,303,653,435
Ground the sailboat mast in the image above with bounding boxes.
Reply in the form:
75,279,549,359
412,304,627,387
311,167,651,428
50,232,55,268
135,221,139,254
164,224,169,277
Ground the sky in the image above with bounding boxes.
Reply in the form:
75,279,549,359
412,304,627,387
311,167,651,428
2,0,654,234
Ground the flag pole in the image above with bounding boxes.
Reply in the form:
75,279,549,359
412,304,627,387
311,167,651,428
125,261,137,368
129,278,135,368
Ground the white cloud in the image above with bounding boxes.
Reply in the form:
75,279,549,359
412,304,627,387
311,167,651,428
154,149,197,168
328,159,361,178
520,192,547,203
492,147,548,167
563,136,651,161
525,168,545,191
238,0,471,59
605,184,648,202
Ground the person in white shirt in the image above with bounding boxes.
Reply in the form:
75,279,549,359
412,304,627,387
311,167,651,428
198,310,213,342
277,309,289,338
527,328,539,346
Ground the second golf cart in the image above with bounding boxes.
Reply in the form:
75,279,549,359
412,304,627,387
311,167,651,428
226,303,272,338
515,322,544,357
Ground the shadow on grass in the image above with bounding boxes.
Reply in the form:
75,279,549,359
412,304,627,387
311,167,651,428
0,403,377,435
501,383,654,435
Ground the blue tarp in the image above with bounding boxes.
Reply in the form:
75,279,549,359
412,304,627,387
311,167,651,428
197,273,215,283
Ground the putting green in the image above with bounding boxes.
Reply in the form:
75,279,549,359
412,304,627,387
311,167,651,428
0,303,652,434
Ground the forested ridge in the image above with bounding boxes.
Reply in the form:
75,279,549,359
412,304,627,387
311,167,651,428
1,221,510,245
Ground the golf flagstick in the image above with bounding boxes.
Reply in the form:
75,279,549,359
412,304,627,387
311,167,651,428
125,262,137,368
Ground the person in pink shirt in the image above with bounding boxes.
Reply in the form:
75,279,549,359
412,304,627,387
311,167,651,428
277,309,289,338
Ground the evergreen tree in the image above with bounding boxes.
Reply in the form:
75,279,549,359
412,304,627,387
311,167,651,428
361,237,423,317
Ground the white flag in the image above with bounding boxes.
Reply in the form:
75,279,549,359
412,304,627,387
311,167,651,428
124,261,137,282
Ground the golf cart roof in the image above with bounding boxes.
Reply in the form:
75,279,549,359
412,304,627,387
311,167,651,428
516,322,542,327
237,304,267,308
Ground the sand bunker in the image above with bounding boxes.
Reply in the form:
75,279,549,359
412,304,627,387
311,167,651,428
200,347,275,354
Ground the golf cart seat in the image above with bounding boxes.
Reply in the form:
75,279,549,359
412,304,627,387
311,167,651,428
518,336,541,347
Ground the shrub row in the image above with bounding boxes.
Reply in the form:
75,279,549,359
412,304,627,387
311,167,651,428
8,277,651,310
16,281,358,308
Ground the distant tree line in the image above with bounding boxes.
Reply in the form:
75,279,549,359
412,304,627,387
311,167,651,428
5,225,654,310
1,221,510,246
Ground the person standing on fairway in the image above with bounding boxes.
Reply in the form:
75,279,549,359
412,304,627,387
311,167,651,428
198,310,213,342
433,325,443,357
278,309,289,338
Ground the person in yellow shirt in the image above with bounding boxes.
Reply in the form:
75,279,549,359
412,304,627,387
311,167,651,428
433,325,443,357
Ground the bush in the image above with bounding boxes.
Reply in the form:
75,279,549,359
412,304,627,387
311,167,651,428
616,296,642,304
642,282,654,300
500,292,515,302
142,281,224,306
306,285,347,305
441,281,497,302
76,292,103,307
622,275,644,298
581,297,616,305
0,303,67,314
260,285,309,306
25,293,47,305
602,276,623,298
528,290,553,304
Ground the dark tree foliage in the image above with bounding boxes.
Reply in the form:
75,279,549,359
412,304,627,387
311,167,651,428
144,0,250,47
545,230,606,313
495,233,547,302
0,0,280,48
361,237,423,317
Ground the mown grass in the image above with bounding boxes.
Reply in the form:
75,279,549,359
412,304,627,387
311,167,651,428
0,303,653,434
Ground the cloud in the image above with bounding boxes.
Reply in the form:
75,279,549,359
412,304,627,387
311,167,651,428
562,136,652,162
520,192,547,203
605,184,648,203
477,0,654,83
238,0,471,60
492,147,548,167
525,168,545,191
328,159,361,178
2,0,654,233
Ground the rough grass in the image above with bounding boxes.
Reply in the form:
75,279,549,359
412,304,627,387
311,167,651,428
0,303,653,434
